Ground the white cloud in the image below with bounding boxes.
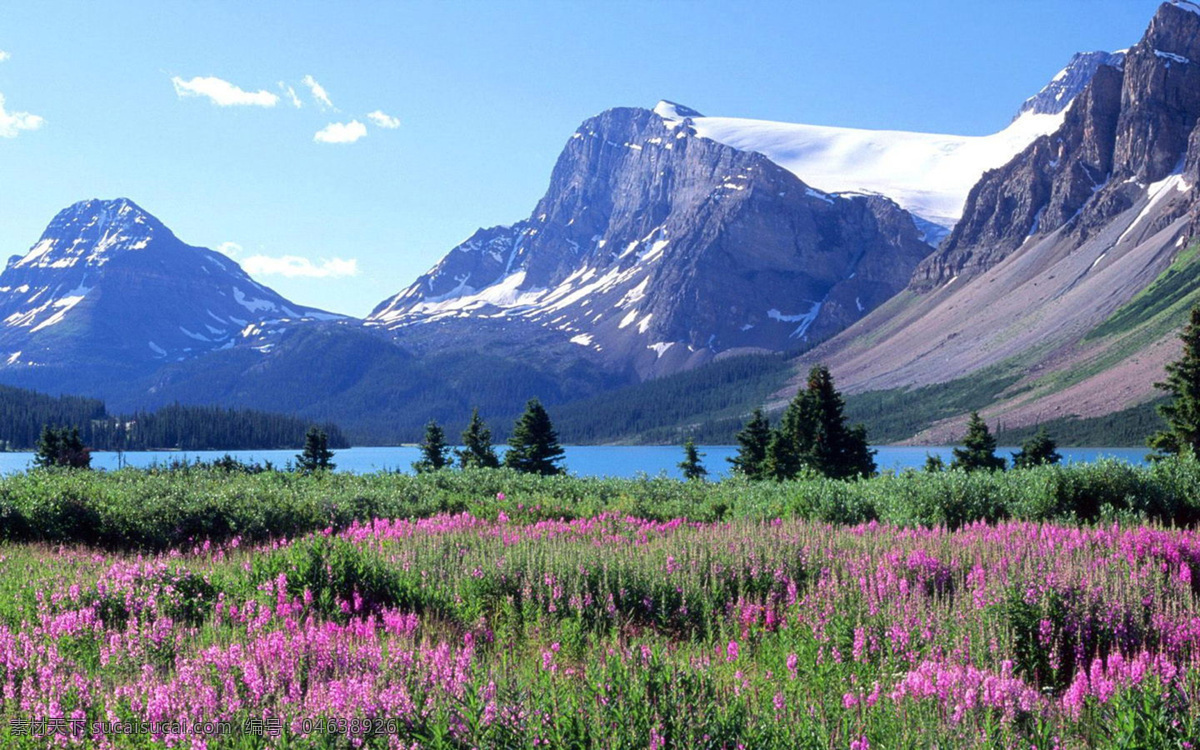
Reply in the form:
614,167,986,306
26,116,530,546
0,51,10,63
0,93,44,138
314,120,367,144
242,254,358,278
215,241,242,258
171,76,279,107
367,110,401,129
301,75,334,110
279,83,302,108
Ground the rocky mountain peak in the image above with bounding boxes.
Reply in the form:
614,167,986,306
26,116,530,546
370,102,932,378
1017,51,1126,118
0,198,341,380
16,197,168,271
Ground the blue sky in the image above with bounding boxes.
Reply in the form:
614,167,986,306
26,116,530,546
0,0,1165,317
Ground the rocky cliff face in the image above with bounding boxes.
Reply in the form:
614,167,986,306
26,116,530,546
370,104,933,377
0,198,340,388
914,1,1200,290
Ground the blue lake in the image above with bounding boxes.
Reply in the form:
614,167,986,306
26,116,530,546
0,445,1151,480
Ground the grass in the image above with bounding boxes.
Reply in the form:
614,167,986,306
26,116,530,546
6,458,1200,552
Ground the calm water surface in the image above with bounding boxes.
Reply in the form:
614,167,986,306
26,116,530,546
0,445,1150,480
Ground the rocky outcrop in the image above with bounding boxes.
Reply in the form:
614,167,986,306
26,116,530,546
370,105,932,377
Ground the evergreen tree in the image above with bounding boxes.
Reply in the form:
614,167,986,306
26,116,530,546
33,425,60,469
923,453,946,472
728,408,771,479
33,425,91,469
505,398,566,475
765,403,804,480
61,427,91,469
413,420,450,473
951,412,1006,472
1150,305,1200,457
456,408,500,469
1012,427,1062,469
296,426,336,473
768,365,876,480
678,438,707,481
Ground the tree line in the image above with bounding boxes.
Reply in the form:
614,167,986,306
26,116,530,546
0,383,348,452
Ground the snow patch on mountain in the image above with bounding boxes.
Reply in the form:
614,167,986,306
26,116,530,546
662,109,1066,230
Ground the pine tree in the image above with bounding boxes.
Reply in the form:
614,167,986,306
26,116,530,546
413,420,450,473
457,408,500,469
1150,305,1200,457
505,398,565,475
296,425,336,473
951,412,1006,471
678,438,707,481
768,365,876,480
729,408,771,479
1012,427,1062,469
924,453,946,472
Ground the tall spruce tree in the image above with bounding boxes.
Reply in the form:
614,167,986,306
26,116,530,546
505,398,565,475
768,365,875,480
1150,305,1200,457
729,408,771,480
296,426,336,473
413,420,451,473
457,408,500,469
678,438,707,481
1012,427,1062,469
951,412,1006,472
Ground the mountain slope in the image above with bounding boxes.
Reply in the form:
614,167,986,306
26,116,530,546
793,0,1200,443
369,105,933,379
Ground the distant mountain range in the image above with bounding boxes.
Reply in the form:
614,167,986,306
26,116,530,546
1,2,1196,445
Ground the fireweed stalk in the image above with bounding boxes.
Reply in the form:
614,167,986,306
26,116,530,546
1,515,1200,747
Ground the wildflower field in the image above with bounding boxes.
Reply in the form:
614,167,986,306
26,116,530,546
5,464,1200,747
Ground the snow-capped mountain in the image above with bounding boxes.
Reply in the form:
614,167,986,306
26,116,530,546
662,50,1118,234
0,198,342,389
365,47,1116,381
368,106,933,378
